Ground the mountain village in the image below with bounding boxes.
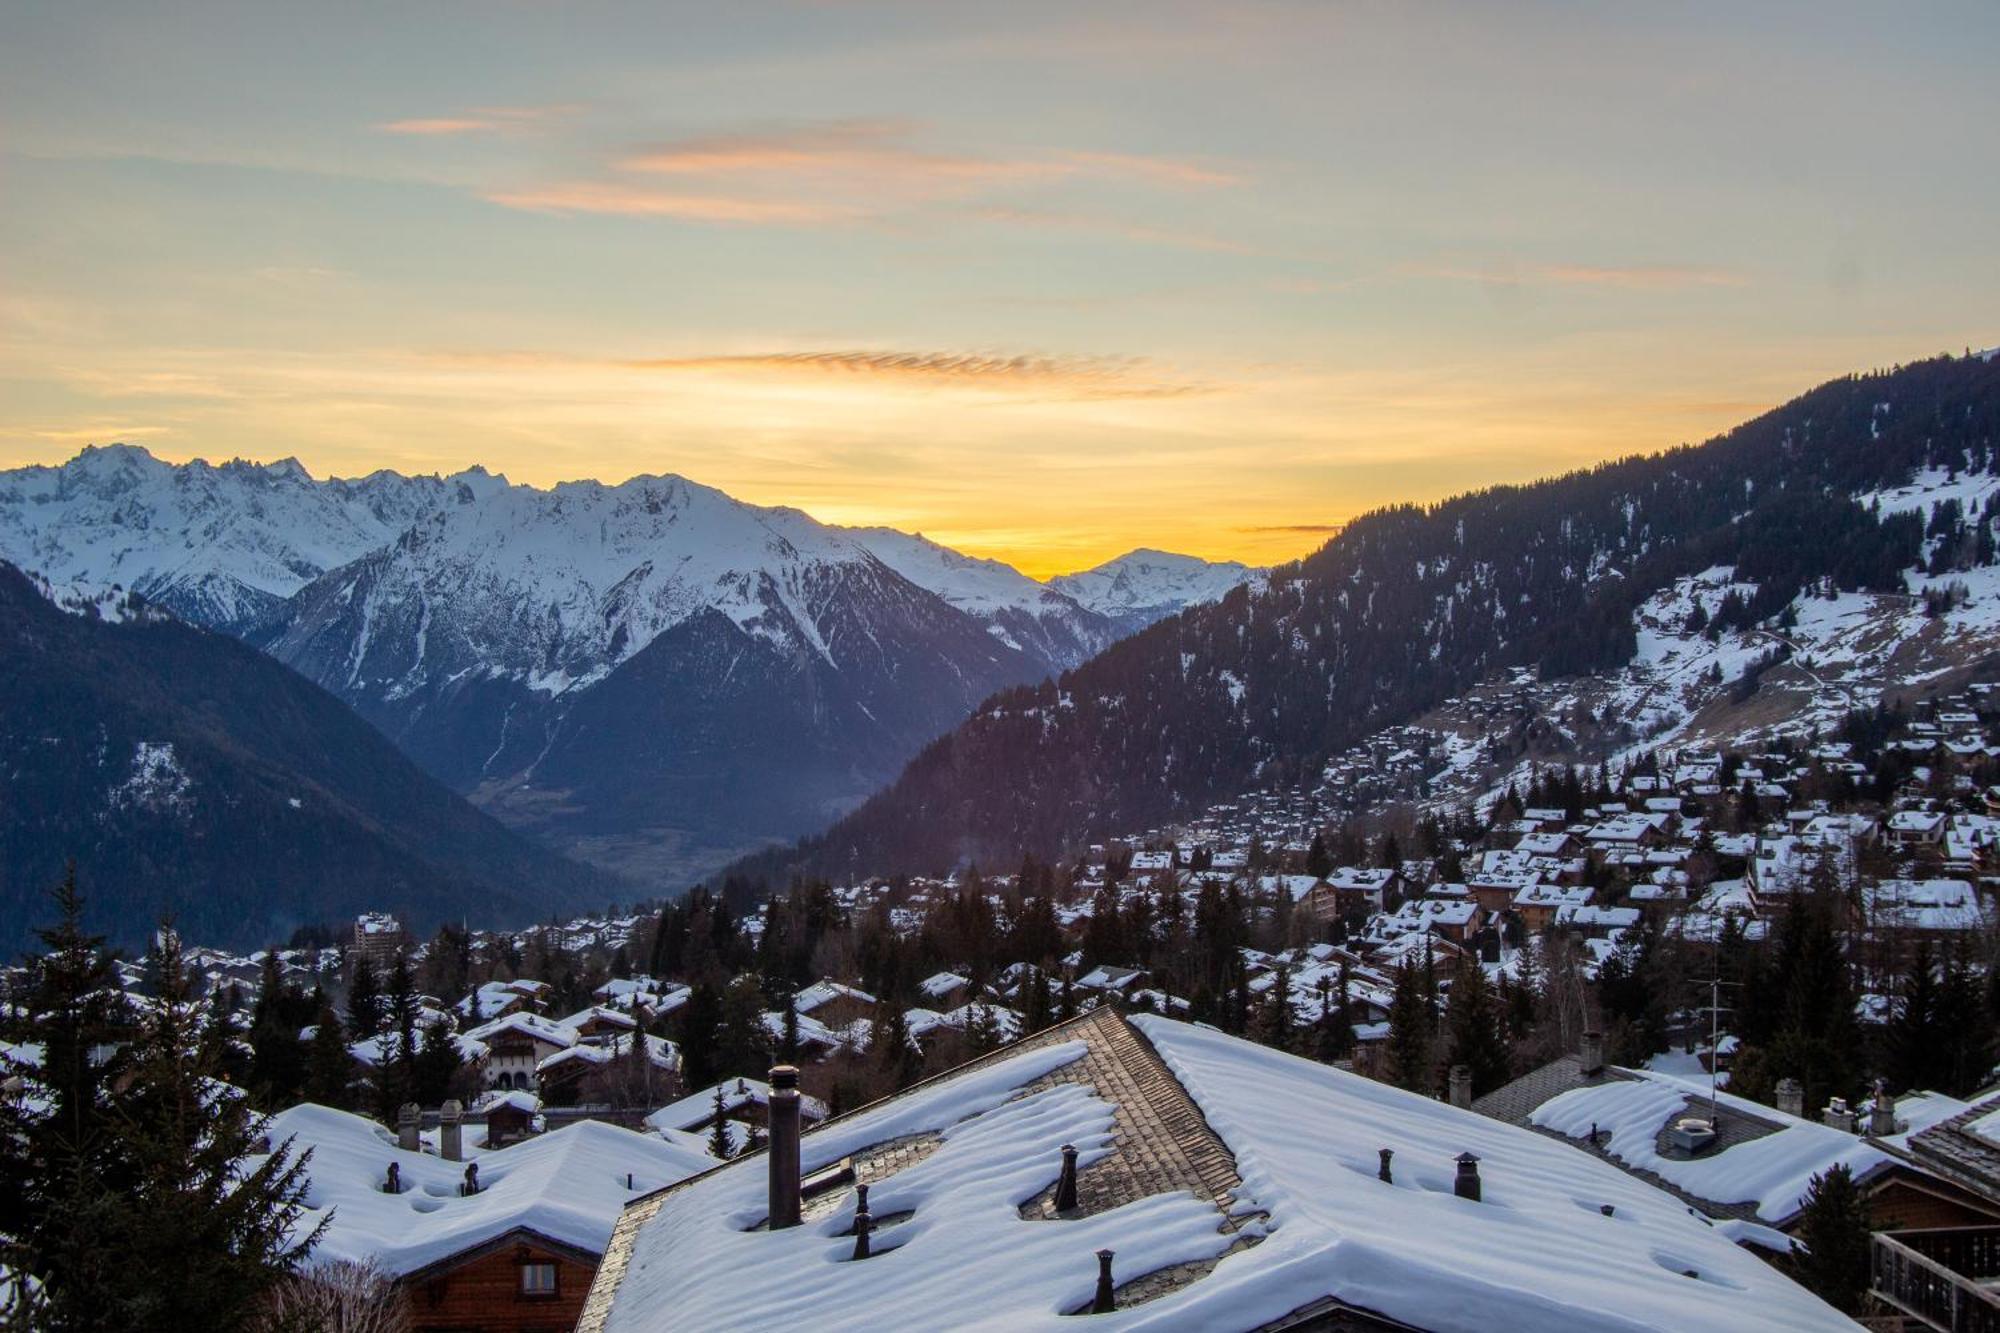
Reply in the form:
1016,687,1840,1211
13,658,2000,1329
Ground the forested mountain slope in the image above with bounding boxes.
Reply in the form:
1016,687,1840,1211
743,352,2000,879
0,563,610,953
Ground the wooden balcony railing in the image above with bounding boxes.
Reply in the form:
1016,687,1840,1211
1873,1229,2000,1332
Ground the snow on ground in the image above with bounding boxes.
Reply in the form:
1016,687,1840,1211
107,741,192,813
1134,1018,1845,1331
1530,1068,1891,1225
259,1103,714,1276
1857,466,2000,525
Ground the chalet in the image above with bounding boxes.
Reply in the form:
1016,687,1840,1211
1465,868,1540,917
646,1075,829,1146
1513,830,1580,858
482,1089,542,1147
1075,963,1145,994
576,1009,1848,1332
1314,866,1404,917
1889,807,1949,847
1511,882,1593,932
257,1102,712,1333
793,979,878,1031
467,1012,577,1093
559,1005,641,1044
917,971,972,1007
1864,879,1988,961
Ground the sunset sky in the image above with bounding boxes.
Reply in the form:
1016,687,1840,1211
3,2,1996,576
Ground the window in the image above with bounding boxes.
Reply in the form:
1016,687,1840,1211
520,1261,558,1297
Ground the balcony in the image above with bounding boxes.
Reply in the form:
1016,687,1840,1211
1873,1228,2000,1332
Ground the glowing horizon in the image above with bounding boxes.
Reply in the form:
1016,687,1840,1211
3,2,1996,577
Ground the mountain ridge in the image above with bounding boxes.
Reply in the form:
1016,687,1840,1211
0,446,1257,886
728,350,2000,883
0,560,613,954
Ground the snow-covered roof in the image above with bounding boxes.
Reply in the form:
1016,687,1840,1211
1531,1066,1899,1226
647,1076,830,1133
794,979,878,1014
585,1011,1845,1332
464,1010,577,1050
918,971,970,999
257,1103,713,1277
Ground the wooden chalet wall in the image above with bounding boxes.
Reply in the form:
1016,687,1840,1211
401,1231,599,1333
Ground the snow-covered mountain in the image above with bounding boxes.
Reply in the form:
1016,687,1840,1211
0,443,442,628
0,444,1263,885
843,527,1124,667
1048,547,1259,635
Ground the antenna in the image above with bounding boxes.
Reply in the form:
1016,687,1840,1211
1694,975,1739,1129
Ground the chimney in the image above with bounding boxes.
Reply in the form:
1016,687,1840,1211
1822,1096,1855,1133
461,1162,479,1197
1868,1078,1898,1137
1453,1152,1482,1202
397,1102,421,1152
1055,1144,1080,1212
1448,1065,1472,1110
1579,1031,1604,1077
852,1186,873,1261
1775,1077,1804,1118
383,1161,401,1195
439,1099,463,1162
767,1065,802,1230
1377,1148,1394,1184
1092,1249,1117,1314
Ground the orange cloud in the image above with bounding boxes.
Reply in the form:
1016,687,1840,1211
379,117,501,135
483,183,861,224
376,104,581,136
482,119,1241,237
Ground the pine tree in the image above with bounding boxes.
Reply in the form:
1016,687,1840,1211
707,1087,732,1159
1442,955,1512,1098
413,1016,464,1107
344,957,383,1041
1884,940,1946,1093
1253,964,1295,1053
0,870,137,1332
302,1005,354,1110
103,924,326,1329
1384,960,1436,1094
247,953,308,1109
1790,1164,1872,1314
1019,965,1052,1036
873,1007,923,1091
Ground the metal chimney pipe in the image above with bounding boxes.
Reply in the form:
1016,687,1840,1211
768,1065,802,1230
1092,1249,1116,1314
1454,1152,1482,1202
1055,1143,1080,1212
1377,1147,1393,1183
852,1194,873,1260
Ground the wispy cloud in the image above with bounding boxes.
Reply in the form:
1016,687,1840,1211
1239,522,1343,534
376,104,582,136
423,346,1212,399
480,119,1241,246
1403,261,1748,290
482,183,859,225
